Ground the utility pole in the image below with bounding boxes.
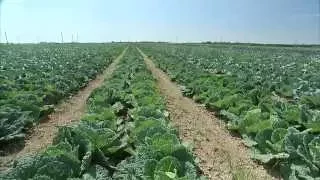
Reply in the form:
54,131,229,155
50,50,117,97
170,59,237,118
60,32,64,43
0,0,3,44
72,34,74,43
318,0,320,44
5,31,8,44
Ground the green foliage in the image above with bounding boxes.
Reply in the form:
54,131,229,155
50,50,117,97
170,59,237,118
139,43,320,179
0,107,32,143
301,95,320,109
0,44,123,145
154,156,182,179
4,141,81,180
3,47,203,180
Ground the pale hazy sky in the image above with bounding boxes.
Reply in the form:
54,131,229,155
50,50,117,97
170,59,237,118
0,0,319,44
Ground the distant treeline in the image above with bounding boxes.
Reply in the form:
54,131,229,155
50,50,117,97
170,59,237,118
200,41,320,48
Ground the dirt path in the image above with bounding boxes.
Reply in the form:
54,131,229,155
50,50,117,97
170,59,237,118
0,48,127,170
138,48,278,180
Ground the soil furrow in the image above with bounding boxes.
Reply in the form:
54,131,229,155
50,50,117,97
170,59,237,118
138,48,278,180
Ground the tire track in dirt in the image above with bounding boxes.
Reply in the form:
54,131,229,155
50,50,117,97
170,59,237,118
0,48,127,170
138,48,278,180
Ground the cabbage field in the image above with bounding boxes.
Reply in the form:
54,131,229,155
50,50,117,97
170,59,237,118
1,47,204,179
0,44,123,146
1,43,320,180
139,43,320,179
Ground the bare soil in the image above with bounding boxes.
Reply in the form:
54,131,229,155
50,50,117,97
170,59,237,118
0,48,127,171
138,48,279,180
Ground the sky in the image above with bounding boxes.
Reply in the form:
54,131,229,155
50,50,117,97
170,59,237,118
0,0,319,44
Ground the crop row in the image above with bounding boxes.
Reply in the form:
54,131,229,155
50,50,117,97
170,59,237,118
139,44,320,180
1,47,204,180
0,44,123,146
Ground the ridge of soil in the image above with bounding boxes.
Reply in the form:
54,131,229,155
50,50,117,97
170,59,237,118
138,48,279,180
0,48,127,171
